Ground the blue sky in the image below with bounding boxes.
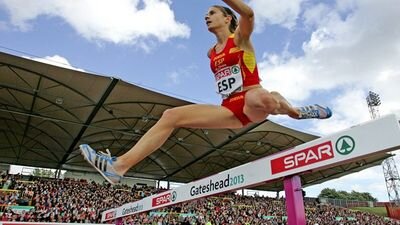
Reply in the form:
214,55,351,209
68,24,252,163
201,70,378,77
1,0,400,201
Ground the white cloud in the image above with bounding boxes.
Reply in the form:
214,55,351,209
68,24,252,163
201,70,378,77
302,3,331,29
23,55,84,71
166,65,198,86
262,0,400,201
0,0,190,49
249,0,305,30
310,88,371,135
168,71,180,85
259,0,400,135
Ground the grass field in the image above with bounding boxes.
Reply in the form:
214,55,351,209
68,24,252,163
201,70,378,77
352,207,387,217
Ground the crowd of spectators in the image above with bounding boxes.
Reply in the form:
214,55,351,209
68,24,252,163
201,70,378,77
1,171,400,224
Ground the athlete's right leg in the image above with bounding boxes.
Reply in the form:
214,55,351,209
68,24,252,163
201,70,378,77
243,88,331,122
80,104,243,183
242,88,293,122
269,91,300,119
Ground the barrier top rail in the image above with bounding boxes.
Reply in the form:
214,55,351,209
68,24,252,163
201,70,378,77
102,114,400,222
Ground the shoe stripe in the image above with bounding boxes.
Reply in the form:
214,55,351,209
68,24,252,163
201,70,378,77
97,155,105,172
94,154,100,169
102,158,107,172
98,157,104,172
97,157,107,173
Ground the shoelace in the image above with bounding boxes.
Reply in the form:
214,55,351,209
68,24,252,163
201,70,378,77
97,149,116,162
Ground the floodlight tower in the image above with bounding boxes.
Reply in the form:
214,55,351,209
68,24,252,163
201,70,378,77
367,91,400,205
366,91,381,119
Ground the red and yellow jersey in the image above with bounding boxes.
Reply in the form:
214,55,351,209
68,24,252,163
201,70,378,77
210,34,260,97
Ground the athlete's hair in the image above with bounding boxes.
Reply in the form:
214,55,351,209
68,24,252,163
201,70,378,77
212,5,238,33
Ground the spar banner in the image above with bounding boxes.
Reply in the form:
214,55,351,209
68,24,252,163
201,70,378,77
102,114,400,221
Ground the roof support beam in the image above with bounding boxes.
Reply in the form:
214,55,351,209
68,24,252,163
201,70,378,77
57,77,120,169
18,76,42,162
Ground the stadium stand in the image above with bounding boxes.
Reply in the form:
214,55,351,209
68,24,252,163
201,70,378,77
1,173,399,224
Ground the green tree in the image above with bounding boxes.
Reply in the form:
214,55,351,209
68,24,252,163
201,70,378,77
318,188,339,199
360,192,378,202
318,188,378,202
338,190,349,199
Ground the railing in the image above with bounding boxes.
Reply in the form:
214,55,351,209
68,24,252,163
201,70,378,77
0,203,17,213
319,197,373,208
1,186,34,206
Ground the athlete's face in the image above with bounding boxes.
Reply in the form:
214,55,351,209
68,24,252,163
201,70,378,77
205,7,230,32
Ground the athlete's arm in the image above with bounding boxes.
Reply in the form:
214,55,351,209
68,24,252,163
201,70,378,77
222,0,254,43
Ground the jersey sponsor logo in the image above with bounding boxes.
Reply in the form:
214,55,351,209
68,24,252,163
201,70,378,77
213,52,225,60
270,141,334,174
229,94,244,102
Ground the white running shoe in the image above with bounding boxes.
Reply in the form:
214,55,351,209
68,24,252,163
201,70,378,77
79,144,122,184
297,104,332,119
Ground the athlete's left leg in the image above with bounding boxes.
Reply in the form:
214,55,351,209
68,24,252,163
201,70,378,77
80,104,244,184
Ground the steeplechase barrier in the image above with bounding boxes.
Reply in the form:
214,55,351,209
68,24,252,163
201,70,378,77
102,115,400,225
103,114,400,224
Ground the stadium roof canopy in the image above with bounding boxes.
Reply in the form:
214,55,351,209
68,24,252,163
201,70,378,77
0,51,391,191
